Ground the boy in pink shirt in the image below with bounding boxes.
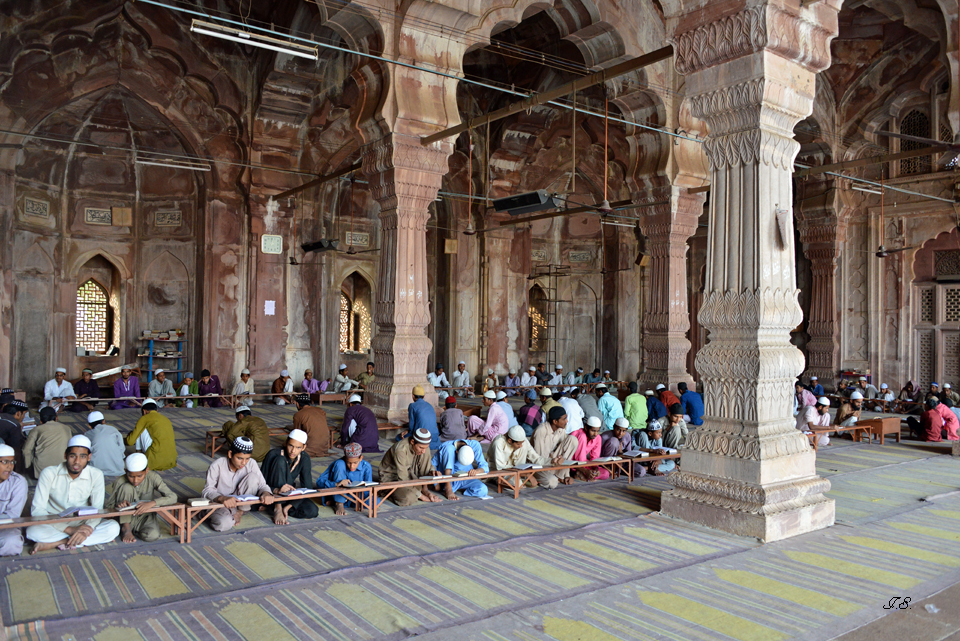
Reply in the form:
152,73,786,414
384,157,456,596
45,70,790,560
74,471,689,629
572,416,608,481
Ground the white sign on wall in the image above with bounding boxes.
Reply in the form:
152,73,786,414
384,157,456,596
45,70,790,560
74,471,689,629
569,251,592,263
261,235,283,254
84,207,112,225
532,249,547,262
345,232,370,247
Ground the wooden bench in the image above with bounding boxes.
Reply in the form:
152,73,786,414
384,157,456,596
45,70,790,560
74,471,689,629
0,504,187,544
184,487,378,542
372,470,521,516
495,458,635,494
858,417,902,445
204,427,290,457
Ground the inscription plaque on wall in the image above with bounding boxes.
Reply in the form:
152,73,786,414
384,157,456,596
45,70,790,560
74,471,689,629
935,250,960,279
261,234,283,255
345,232,370,246
84,207,112,225
155,210,182,227
569,250,591,263
24,197,49,219
532,249,547,262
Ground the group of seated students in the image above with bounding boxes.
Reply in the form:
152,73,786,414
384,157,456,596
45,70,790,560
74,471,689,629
793,376,960,446
0,373,700,553
37,362,380,413
430,362,624,397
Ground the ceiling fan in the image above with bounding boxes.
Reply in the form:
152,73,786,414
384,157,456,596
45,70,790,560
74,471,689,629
879,131,960,168
874,244,917,258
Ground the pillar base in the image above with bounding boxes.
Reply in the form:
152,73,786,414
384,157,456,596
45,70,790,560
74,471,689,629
660,476,835,542
370,380,439,424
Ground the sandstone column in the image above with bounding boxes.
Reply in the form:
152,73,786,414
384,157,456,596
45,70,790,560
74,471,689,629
796,186,845,383
660,1,839,541
639,189,702,390
362,133,449,421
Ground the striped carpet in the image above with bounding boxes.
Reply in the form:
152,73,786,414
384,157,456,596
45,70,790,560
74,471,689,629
5,408,960,640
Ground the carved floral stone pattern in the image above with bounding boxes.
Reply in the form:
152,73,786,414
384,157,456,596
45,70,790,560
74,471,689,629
935,250,960,278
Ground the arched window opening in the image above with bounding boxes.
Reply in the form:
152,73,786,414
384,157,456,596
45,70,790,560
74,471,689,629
900,110,931,175
76,279,111,352
340,292,353,353
339,272,373,354
529,285,548,352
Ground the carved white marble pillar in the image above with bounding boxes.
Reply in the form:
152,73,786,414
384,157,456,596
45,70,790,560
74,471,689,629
660,1,839,541
640,190,702,390
362,133,450,421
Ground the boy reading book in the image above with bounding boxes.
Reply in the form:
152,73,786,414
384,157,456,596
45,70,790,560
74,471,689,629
431,439,489,499
106,452,178,543
636,421,676,476
316,442,377,515
261,429,318,524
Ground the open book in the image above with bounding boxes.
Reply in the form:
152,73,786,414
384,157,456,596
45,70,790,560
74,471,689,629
118,501,145,512
230,494,260,501
662,448,679,455
560,460,584,466
593,456,622,462
622,449,649,458
345,480,378,488
0,518,13,525
279,488,316,496
512,463,542,470
58,507,100,518
419,475,453,480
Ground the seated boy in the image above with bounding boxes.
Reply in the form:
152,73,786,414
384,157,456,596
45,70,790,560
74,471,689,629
261,429,318,524
637,421,676,476
431,439,489,499
316,442,375,515
106,453,178,543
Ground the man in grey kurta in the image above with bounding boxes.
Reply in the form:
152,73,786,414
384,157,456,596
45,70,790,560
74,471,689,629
106,453,178,542
0,445,27,555
201,436,275,532
378,429,440,506
147,370,176,408
86,411,125,477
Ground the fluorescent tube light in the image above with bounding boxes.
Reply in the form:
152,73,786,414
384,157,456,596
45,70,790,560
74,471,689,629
852,185,883,195
191,20,319,61
135,159,211,172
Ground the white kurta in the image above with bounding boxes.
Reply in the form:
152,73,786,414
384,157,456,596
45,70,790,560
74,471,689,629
233,379,255,406
41,379,76,409
427,372,450,388
520,373,537,387
451,370,472,396
333,374,358,393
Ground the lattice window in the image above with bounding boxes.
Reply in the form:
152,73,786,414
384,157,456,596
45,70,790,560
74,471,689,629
354,299,371,352
946,289,960,323
944,332,960,384
900,110,931,175
939,121,955,169
920,288,935,323
529,285,547,352
918,330,935,389
339,292,352,353
76,280,109,352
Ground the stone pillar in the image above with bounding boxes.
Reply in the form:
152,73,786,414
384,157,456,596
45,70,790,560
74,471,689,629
639,190,701,391
660,1,839,541
363,133,450,421
796,190,845,384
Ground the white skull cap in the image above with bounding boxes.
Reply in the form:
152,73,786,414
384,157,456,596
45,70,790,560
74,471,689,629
125,453,148,472
586,416,602,428
288,428,308,444
817,396,830,406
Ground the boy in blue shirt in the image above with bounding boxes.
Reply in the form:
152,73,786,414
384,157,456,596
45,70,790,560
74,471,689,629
317,442,375,516
431,439,489,499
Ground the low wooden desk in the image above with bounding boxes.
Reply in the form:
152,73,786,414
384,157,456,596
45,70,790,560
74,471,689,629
858,417,902,445
310,392,348,405
205,427,291,457
807,424,868,450
184,487,378,542
0,504,187,544
374,470,520,516
495,459,633,494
